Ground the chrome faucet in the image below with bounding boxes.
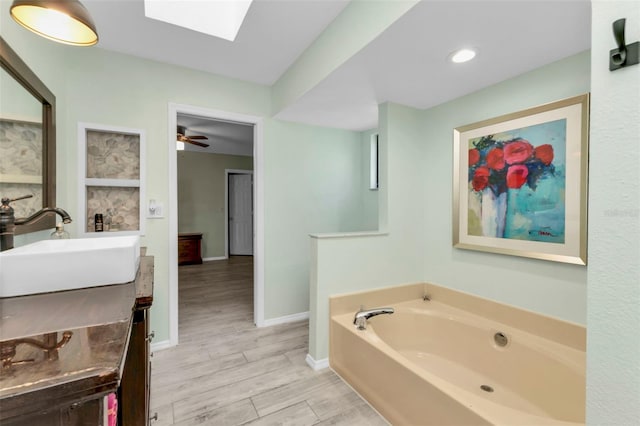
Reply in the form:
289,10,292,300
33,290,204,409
353,307,394,330
0,195,72,252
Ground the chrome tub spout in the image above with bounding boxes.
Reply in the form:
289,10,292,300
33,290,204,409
354,307,394,330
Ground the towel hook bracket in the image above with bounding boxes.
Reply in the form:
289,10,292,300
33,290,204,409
610,18,639,71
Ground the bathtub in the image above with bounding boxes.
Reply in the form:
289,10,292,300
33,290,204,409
330,286,586,426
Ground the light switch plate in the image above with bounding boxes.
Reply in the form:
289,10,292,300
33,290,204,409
148,201,164,218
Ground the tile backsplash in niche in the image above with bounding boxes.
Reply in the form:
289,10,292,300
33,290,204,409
86,187,140,232
86,130,140,180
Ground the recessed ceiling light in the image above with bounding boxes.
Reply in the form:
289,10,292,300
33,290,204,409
144,0,253,42
450,48,477,64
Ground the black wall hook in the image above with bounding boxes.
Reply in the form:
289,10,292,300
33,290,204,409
610,18,639,71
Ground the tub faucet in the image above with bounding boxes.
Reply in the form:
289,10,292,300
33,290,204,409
354,307,394,330
0,195,72,252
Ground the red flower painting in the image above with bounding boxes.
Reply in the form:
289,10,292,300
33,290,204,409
469,148,480,166
472,167,490,191
468,135,555,195
461,112,573,247
486,148,505,170
506,165,529,188
534,144,554,165
503,139,534,164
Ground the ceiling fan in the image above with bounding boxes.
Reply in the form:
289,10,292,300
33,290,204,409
177,125,209,148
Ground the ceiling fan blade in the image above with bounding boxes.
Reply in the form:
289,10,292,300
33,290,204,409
177,126,209,147
185,139,210,148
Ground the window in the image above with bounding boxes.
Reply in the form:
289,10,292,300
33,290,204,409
370,133,379,190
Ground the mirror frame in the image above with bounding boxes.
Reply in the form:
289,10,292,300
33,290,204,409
0,36,56,234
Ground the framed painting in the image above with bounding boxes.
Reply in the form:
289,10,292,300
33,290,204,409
453,94,589,265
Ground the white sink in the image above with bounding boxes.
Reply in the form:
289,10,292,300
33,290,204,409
0,236,140,298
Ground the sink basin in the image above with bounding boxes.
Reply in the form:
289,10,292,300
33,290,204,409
0,236,140,298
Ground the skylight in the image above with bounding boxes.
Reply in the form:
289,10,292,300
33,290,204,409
144,0,254,42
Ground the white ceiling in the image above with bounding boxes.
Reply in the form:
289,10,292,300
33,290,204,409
83,0,350,85
276,0,592,130
85,0,591,134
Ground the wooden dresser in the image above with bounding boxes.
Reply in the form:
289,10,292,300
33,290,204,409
178,233,203,265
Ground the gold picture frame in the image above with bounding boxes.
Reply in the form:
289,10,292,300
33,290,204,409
453,94,589,265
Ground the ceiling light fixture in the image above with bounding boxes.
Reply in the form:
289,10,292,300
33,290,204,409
176,141,185,151
450,48,477,64
10,0,98,46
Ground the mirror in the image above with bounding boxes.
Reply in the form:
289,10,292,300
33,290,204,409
0,36,56,234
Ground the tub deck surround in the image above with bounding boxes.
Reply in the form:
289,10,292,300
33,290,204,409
329,283,586,426
0,255,154,423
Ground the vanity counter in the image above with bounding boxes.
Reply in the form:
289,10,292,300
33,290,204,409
0,255,154,424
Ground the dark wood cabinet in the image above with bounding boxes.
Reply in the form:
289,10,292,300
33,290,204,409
0,256,154,426
178,233,203,265
119,308,152,425
119,255,154,425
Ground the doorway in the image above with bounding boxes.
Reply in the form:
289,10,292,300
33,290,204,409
164,103,265,350
226,170,253,256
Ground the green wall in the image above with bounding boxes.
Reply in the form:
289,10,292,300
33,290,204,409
310,51,590,361
2,9,371,343
420,50,590,323
310,101,428,359
177,152,253,259
264,119,368,318
4,3,640,422
0,66,41,119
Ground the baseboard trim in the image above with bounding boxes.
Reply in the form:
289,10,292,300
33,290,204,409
259,311,309,327
305,354,329,371
203,256,227,262
150,339,174,352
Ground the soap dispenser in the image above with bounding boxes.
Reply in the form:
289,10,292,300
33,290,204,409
50,222,70,239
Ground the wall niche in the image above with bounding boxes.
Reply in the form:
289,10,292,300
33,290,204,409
78,123,145,236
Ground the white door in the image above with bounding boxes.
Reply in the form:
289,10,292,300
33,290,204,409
229,173,253,255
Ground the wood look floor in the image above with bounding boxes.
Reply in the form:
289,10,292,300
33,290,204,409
150,256,387,426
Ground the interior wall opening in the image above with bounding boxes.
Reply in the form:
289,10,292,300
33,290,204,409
167,103,264,349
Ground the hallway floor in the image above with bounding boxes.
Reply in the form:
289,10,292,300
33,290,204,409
150,256,387,425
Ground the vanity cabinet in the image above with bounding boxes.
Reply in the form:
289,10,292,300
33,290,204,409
0,256,154,426
119,261,153,426
0,398,103,426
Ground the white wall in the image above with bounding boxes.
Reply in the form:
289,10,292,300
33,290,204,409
586,2,640,424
